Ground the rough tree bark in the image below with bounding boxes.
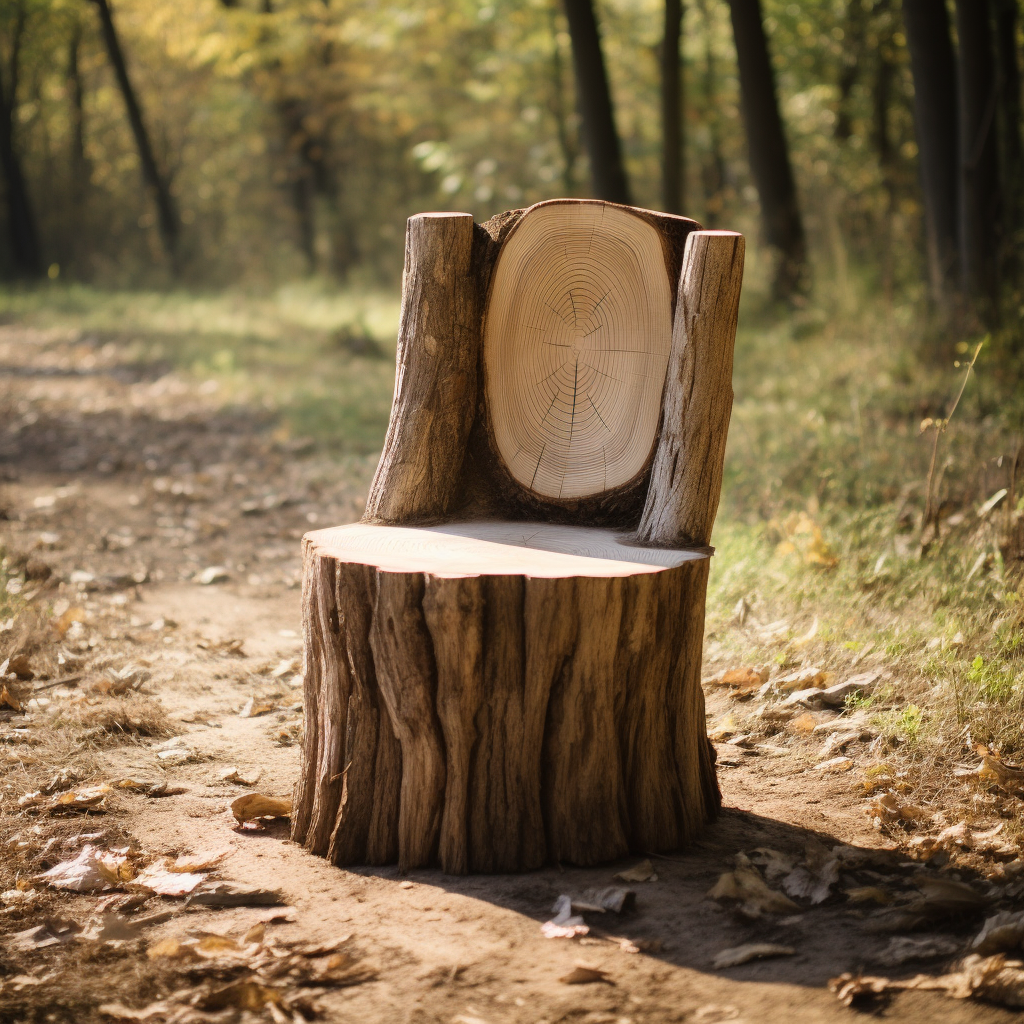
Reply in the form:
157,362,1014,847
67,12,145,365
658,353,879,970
727,0,805,299
91,0,180,268
902,0,959,302
953,0,1002,316
0,1,42,278
661,0,684,214
561,0,631,204
294,201,743,873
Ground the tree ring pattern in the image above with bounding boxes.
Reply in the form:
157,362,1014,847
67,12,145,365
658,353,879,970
483,203,673,500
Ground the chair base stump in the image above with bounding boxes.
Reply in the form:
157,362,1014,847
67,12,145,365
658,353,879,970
291,522,721,874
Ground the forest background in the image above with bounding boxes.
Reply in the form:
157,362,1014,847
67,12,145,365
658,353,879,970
3,0,1024,771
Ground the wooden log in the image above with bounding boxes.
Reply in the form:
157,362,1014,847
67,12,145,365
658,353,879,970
363,212,478,525
292,521,720,872
637,230,745,546
456,199,701,528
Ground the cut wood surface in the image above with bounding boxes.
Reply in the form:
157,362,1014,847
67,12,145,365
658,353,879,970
292,522,720,873
638,230,745,547
482,202,673,501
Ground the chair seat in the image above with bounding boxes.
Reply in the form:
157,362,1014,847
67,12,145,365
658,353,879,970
305,520,708,579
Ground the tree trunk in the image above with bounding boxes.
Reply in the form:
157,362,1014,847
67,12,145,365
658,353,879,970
994,0,1023,286
953,0,1002,317
0,1,42,278
661,0,684,214
727,0,806,299
901,0,960,304
550,7,580,195
695,0,726,227
561,0,631,204
292,523,720,873
835,0,868,142
91,0,180,269
67,22,88,227
295,200,743,873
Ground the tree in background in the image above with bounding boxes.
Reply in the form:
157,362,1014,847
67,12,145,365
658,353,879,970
993,0,1023,288
0,0,43,278
89,0,179,269
660,0,683,214
901,0,959,306
726,0,805,300
953,0,1002,320
560,0,630,204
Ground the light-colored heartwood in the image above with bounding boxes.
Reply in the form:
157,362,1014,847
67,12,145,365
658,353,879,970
483,202,673,500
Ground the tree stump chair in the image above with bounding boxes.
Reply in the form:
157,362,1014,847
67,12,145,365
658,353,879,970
292,199,744,874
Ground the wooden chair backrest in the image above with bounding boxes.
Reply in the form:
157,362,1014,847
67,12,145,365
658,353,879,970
363,199,744,547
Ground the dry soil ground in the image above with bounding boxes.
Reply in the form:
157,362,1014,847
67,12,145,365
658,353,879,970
0,323,1020,1024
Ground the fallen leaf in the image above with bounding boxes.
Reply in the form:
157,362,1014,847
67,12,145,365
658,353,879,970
12,918,82,950
814,756,854,773
867,791,926,824
185,882,286,907
542,893,589,938
877,935,962,967
709,714,739,741
196,980,283,1011
218,766,259,786
559,964,611,985
708,856,800,915
789,711,817,735
844,886,893,905
99,1001,175,1021
781,840,840,905
570,888,636,914
973,911,1024,955
775,666,827,692
167,848,232,872
0,684,22,712
196,566,230,586
977,755,1024,791
231,793,292,823
131,864,205,897
243,922,266,945
40,845,129,892
614,859,657,883
712,943,795,969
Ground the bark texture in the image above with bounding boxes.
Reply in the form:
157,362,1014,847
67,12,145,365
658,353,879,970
638,230,744,547
292,542,720,873
363,212,478,525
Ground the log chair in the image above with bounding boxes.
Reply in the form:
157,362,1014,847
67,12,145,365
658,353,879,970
291,199,745,873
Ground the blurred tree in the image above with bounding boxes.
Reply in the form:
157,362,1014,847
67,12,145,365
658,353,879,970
89,0,179,268
953,0,1001,318
835,0,868,142
726,0,805,299
660,0,683,213
561,0,630,203
694,0,726,228
993,0,1022,285
0,0,43,277
901,0,959,304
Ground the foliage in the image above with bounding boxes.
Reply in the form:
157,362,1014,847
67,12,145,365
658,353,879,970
0,0,959,297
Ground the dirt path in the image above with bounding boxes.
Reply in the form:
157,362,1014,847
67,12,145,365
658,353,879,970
1,324,1020,1023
